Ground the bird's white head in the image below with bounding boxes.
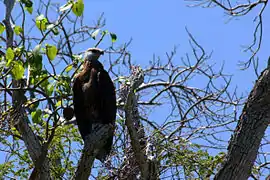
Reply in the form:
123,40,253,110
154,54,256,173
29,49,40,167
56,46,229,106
84,47,104,62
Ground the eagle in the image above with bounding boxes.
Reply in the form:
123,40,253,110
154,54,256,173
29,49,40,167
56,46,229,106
72,48,116,162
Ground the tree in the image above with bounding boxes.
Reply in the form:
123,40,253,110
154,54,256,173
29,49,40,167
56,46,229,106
0,0,269,179
190,0,270,179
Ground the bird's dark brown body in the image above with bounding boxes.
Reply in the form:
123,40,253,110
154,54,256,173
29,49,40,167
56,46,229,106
72,57,116,162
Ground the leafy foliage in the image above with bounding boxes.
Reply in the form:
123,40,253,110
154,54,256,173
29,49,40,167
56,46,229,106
0,23,5,34
14,26,23,35
72,0,84,17
35,14,48,31
45,44,57,61
6,47,14,62
11,61,24,80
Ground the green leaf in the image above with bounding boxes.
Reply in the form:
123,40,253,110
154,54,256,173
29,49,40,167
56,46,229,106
31,109,42,124
91,29,100,40
56,100,62,107
30,54,42,71
65,64,73,72
110,33,117,43
14,47,24,56
25,6,33,14
14,26,23,35
21,0,33,8
46,44,57,61
29,44,43,72
60,2,73,12
102,30,109,36
6,59,12,67
46,84,54,96
6,48,14,62
11,61,24,80
0,23,5,34
38,71,49,88
52,27,59,35
72,0,84,17
35,14,48,31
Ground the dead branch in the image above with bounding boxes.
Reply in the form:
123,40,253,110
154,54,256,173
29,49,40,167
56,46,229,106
119,66,159,180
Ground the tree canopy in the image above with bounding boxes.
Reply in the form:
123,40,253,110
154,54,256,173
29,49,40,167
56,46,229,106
0,0,269,179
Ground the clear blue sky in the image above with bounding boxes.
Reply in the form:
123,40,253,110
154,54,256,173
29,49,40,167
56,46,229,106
83,0,270,91
1,0,270,177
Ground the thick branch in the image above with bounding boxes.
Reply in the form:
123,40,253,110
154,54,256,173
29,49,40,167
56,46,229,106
3,0,15,48
125,92,149,179
74,124,112,180
122,66,159,180
215,68,270,180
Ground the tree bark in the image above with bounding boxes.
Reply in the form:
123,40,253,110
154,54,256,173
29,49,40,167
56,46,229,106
119,66,159,180
215,68,270,180
74,124,112,180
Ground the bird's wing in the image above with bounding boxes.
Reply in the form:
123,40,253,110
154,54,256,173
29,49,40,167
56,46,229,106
72,76,84,115
72,75,93,140
97,69,117,124
96,69,116,162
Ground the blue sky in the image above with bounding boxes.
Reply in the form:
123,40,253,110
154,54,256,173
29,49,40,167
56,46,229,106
83,0,270,91
1,0,270,177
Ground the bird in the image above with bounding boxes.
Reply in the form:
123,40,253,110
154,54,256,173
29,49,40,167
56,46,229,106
72,47,116,162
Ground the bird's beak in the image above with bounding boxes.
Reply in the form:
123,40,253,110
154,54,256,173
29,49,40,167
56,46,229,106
100,51,104,55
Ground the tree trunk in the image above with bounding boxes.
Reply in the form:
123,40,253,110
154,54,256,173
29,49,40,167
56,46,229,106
215,68,270,180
